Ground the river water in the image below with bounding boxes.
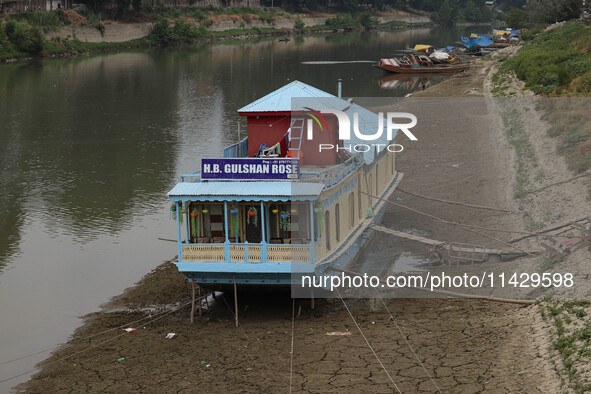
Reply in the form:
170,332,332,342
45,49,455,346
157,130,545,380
0,26,477,390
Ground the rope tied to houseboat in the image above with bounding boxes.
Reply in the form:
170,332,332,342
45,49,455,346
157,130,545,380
376,294,443,393
0,292,210,384
360,191,537,258
335,288,402,393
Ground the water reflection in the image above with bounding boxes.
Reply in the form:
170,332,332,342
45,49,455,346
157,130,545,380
0,53,181,250
376,74,445,91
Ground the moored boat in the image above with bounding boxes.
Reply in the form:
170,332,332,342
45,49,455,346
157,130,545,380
374,52,470,74
167,81,404,293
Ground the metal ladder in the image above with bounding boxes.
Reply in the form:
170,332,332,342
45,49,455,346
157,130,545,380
287,116,305,158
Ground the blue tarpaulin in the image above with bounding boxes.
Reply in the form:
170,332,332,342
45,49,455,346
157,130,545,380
445,46,456,52
461,36,493,48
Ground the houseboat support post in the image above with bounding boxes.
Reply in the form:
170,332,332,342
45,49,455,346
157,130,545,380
190,275,196,323
234,275,239,328
198,285,202,317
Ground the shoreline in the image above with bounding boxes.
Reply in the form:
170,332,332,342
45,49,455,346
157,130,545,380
19,48,572,392
0,13,435,64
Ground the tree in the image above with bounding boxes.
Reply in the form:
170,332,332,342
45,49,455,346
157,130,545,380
463,0,481,22
505,7,527,28
437,0,455,25
526,0,582,24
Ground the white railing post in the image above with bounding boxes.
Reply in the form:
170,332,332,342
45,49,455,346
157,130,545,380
309,200,315,264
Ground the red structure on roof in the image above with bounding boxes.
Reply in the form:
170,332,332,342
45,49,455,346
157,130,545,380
237,81,340,166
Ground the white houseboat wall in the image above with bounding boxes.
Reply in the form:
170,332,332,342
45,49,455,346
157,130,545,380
167,81,403,288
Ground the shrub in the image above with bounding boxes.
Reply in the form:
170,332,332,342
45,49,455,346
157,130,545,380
150,19,173,44
28,26,45,54
172,20,198,43
504,22,591,93
325,15,359,31
358,12,377,30
294,17,305,31
5,20,32,52
150,19,209,45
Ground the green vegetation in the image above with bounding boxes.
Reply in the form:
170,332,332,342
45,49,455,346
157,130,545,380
7,9,69,31
149,20,210,45
541,101,591,173
212,27,280,38
504,7,527,29
0,20,45,58
42,36,151,56
408,0,496,26
526,0,583,24
323,12,377,31
543,300,591,392
498,22,591,95
294,17,305,31
502,107,539,200
0,4,416,62
325,15,360,30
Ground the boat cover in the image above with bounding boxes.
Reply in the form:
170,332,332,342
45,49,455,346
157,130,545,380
429,51,450,60
461,36,494,48
413,44,433,52
380,58,399,66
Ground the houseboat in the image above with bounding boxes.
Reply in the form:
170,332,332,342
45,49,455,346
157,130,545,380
167,81,403,295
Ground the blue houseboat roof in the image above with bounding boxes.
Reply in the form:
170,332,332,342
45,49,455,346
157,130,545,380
237,81,334,113
168,181,324,202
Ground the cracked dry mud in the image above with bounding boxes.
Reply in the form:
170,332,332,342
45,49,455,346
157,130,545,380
23,266,557,393
23,48,568,393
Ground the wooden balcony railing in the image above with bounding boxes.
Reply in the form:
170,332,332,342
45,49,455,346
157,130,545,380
182,243,311,263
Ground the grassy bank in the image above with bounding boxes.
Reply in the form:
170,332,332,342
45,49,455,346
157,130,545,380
541,299,591,392
492,22,591,176
497,22,591,96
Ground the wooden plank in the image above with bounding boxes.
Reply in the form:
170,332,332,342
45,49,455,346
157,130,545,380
369,224,444,246
371,224,544,257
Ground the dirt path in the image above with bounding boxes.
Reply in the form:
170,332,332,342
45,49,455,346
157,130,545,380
21,49,578,393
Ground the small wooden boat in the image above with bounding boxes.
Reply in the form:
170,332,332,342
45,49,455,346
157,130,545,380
374,52,470,74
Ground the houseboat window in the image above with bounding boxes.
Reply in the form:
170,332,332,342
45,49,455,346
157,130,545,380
268,203,310,244
357,177,362,220
349,193,354,228
245,204,262,243
325,210,331,251
188,202,225,243
335,204,340,243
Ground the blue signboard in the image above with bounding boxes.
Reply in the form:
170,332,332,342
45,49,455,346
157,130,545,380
201,158,300,180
